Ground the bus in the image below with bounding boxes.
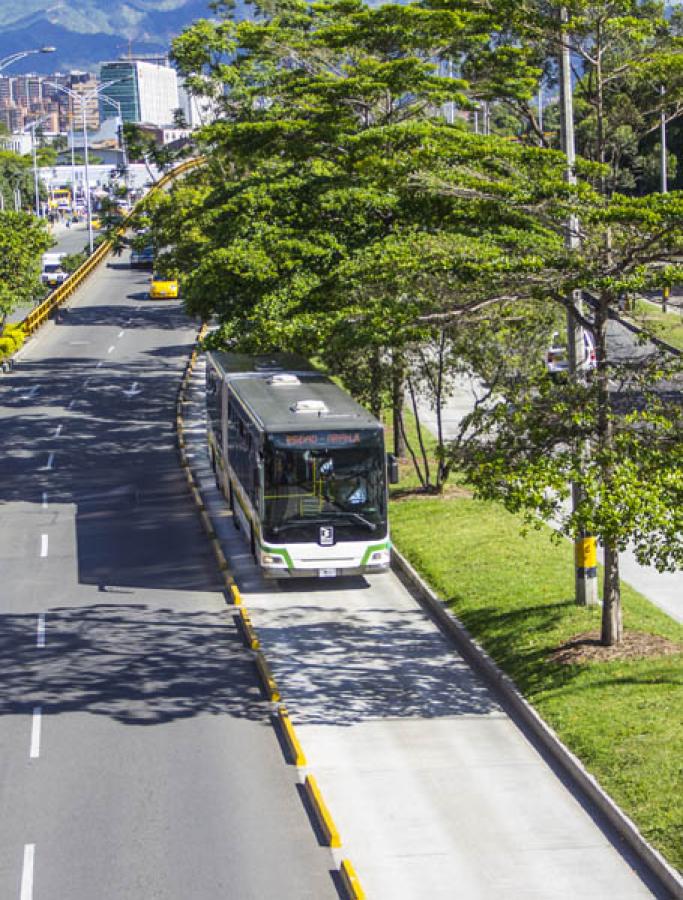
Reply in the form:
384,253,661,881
206,351,398,578
50,188,72,211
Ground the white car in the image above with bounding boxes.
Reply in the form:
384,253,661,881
546,330,597,376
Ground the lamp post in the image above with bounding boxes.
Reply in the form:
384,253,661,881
0,46,56,73
44,78,130,254
24,116,49,218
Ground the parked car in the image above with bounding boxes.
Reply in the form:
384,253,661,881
149,273,179,300
130,246,155,269
545,330,597,376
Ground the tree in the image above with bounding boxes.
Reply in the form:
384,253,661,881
144,0,683,646
0,211,52,327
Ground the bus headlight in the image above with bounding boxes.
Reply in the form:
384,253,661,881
370,549,390,565
262,553,286,566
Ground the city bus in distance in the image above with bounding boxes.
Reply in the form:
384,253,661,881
50,188,72,211
205,351,398,578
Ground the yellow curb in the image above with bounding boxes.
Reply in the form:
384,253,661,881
185,467,195,486
339,860,366,900
277,706,306,767
238,607,260,651
191,486,204,510
255,651,280,702
212,540,229,570
305,775,341,848
223,571,235,589
199,510,215,538
230,583,242,605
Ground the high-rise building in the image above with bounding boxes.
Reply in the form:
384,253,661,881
99,60,179,126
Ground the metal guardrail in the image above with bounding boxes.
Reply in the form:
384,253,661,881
18,155,206,338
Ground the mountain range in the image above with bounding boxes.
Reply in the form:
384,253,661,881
0,1,224,73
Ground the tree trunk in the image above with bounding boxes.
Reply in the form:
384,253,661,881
369,349,382,421
601,542,623,645
392,353,406,458
594,296,623,644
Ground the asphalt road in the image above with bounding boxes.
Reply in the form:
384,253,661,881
0,256,338,899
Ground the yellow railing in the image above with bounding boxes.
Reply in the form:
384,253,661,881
20,155,207,337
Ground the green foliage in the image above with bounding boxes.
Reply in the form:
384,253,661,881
0,211,53,327
144,0,683,644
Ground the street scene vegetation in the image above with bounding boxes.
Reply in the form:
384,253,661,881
131,0,683,638
122,2,683,867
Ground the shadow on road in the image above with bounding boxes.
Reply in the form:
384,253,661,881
0,604,264,724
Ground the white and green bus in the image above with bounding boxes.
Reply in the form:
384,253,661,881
206,351,398,578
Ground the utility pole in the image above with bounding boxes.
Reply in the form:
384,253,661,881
559,6,599,607
660,85,670,313
660,85,668,195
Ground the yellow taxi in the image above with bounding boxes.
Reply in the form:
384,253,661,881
149,273,179,300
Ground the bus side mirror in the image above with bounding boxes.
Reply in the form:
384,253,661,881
387,453,399,485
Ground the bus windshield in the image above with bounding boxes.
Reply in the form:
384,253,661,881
263,430,387,544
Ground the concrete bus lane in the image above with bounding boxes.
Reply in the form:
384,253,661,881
0,255,338,900
184,357,663,900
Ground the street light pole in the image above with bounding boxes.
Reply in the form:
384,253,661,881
660,85,668,195
82,100,94,253
45,78,130,253
559,6,599,607
0,46,56,73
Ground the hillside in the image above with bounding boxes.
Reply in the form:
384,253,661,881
0,0,227,72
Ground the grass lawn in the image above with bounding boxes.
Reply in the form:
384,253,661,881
632,298,683,352
384,415,683,872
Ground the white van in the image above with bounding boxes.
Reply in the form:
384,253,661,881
41,253,68,288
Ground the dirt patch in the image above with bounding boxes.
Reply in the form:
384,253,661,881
550,630,682,665
391,483,473,502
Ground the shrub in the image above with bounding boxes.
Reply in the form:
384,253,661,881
0,336,15,358
2,326,25,350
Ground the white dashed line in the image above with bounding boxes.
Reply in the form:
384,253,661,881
68,399,76,409
42,492,48,510
118,330,125,338
53,424,62,438
20,844,35,900
108,346,115,354
40,534,48,558
45,453,55,471
36,614,45,648
30,707,42,759
96,361,103,368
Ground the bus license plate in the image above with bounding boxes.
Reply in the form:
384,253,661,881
319,568,337,578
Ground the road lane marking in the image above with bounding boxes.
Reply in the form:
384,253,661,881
42,492,48,509
118,330,125,338
67,399,76,409
53,424,62,438
40,535,48,558
122,382,142,398
107,346,115,354
96,361,103,368
45,453,55,471
20,844,35,900
30,708,42,759
36,615,45,648
20,385,39,401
